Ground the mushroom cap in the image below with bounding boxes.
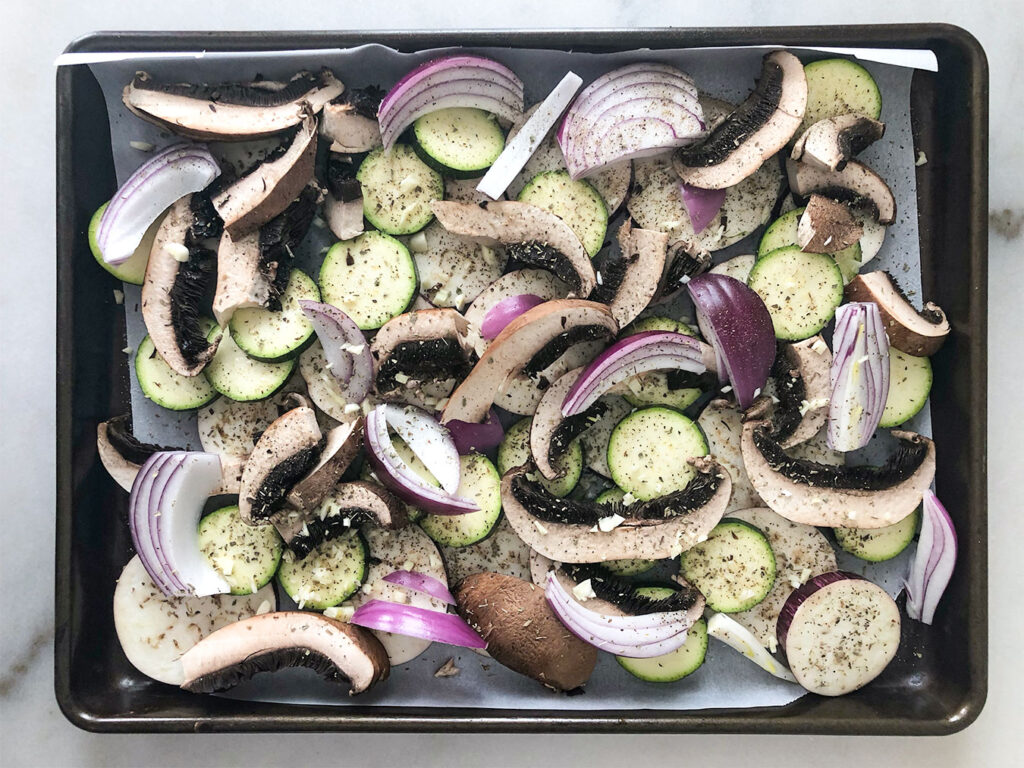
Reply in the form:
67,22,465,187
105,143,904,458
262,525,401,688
797,195,864,254
285,418,364,511
601,220,669,328
441,299,617,425
123,69,344,141
370,308,472,362
529,367,585,481
431,200,596,297
140,195,219,376
501,459,731,562
844,271,950,356
673,51,807,189
775,335,833,449
791,113,885,172
321,100,382,153
213,115,318,236
786,157,896,225
179,611,389,695
455,571,597,691
741,420,936,528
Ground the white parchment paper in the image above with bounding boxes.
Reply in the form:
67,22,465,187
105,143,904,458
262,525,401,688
87,43,926,710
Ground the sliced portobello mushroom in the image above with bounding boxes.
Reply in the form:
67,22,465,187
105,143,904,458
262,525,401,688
786,157,896,225
371,308,474,396
553,565,705,626
441,299,617,425
97,416,244,495
769,335,833,449
430,200,596,297
529,367,607,481
122,69,344,141
673,51,807,189
698,398,762,514
323,151,366,241
797,194,863,254
213,115,318,236
213,182,321,326
844,271,950,356
589,220,668,328
791,114,885,172
741,418,936,528
238,400,324,524
274,480,406,558
501,458,731,563
140,195,220,377
320,87,383,153
285,418,363,511
456,571,598,691
179,611,389,694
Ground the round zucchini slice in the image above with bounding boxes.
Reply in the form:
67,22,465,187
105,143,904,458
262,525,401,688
198,505,283,595
277,530,367,610
228,268,320,362
412,107,506,179
135,333,218,411
680,520,776,614
607,406,708,501
419,453,503,548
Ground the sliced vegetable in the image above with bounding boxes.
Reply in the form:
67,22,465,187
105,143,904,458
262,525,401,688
827,302,889,451
559,63,704,179
350,599,487,649
299,300,374,404
89,201,161,284
364,404,479,515
706,613,797,682
129,451,230,597
687,273,775,409
412,107,506,178
198,505,283,595
446,408,505,455
380,403,461,494
905,491,957,625
97,143,220,265
561,331,711,417
481,294,546,339
679,184,726,234
834,506,919,562
382,570,456,605
476,71,584,200
680,520,776,613
377,55,524,150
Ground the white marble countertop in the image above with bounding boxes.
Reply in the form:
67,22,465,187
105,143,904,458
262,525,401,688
2,1,1021,766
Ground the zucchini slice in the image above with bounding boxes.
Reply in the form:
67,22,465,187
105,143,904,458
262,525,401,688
747,246,844,340
357,144,443,235
277,529,367,610
198,505,283,595
135,332,218,411
228,268,320,362
204,324,295,402
518,170,608,257
412,107,506,179
419,453,503,548
879,349,932,427
680,520,776,614
801,58,883,135
607,406,708,501
834,507,920,562
497,417,583,498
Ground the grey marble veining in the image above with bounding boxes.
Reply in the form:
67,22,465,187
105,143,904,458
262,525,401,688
1,1,1021,766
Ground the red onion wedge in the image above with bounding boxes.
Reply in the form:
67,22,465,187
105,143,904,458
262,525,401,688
545,573,700,658
687,273,776,409
558,64,704,179
905,491,957,625
827,301,890,451
382,570,456,605
364,404,479,515
380,403,460,494
446,408,505,454
561,331,711,417
378,55,524,149
476,71,584,200
97,143,221,265
351,599,486,649
480,294,546,339
128,451,230,597
299,300,373,403
680,183,727,234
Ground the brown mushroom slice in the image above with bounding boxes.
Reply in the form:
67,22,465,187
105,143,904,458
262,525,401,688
238,404,323,524
441,300,617,425
123,69,343,141
455,572,597,691
786,157,896,225
321,97,382,153
844,271,950,356
431,200,596,297
213,182,321,326
179,611,389,694
97,418,243,494
501,459,731,563
553,566,705,628
741,420,936,528
140,195,219,376
323,194,365,241
529,367,607,481
589,220,668,327
213,115,317,236
770,335,833,449
275,481,407,557
371,308,474,397
285,419,363,511
673,51,807,189
791,114,885,172
797,195,863,254
463,269,570,357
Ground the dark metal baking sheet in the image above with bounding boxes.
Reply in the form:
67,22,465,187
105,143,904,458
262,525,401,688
55,25,988,734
